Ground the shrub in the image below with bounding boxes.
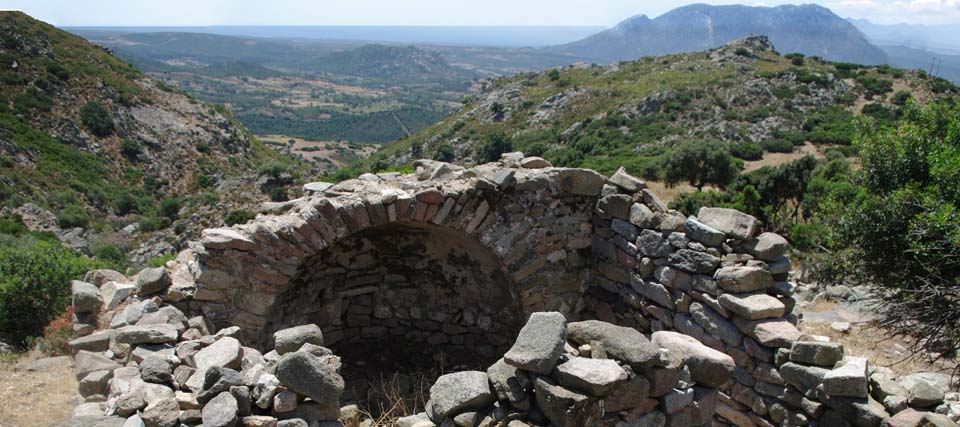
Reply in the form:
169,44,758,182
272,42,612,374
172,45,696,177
120,139,141,161
891,90,912,106
0,240,100,347
29,306,73,356
730,142,764,161
158,198,181,220
735,48,752,57
762,139,795,153
432,144,455,162
477,133,512,164
225,210,256,226
268,186,288,202
548,69,561,81
94,244,126,267
57,204,89,229
196,174,216,189
196,143,210,154
257,162,290,180
80,102,115,137
785,53,805,66
139,217,170,232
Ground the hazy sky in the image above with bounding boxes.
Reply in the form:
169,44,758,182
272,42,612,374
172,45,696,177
2,0,958,26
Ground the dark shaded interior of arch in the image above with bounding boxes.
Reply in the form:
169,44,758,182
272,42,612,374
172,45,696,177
261,222,523,405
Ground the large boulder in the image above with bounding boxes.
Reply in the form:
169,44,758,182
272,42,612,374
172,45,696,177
567,320,659,368
137,267,171,296
697,207,758,240
503,312,567,375
275,352,343,407
742,232,789,262
195,337,243,370
273,324,324,355
428,371,495,420
651,331,735,388
71,280,102,313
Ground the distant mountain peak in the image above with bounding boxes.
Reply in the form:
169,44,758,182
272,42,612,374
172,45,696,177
548,3,888,65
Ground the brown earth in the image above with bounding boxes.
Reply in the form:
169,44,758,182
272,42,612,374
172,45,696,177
0,354,77,427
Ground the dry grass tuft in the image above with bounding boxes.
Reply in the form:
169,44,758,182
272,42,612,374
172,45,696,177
342,372,434,427
0,353,77,427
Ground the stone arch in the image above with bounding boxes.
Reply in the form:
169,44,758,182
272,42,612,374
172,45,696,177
187,166,606,353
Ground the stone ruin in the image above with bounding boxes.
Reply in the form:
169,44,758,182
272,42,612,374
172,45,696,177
66,155,960,427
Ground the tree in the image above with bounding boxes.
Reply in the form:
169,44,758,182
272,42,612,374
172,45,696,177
662,140,740,191
833,102,960,358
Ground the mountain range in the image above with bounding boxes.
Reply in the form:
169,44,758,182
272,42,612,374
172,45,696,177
546,4,889,65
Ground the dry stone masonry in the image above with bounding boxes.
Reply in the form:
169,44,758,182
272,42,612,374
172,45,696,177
67,155,959,427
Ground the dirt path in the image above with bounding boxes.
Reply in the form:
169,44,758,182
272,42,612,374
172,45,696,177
0,354,77,427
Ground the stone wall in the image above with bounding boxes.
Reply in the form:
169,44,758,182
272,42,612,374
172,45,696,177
66,154,960,427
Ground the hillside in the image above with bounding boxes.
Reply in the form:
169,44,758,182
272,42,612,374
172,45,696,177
372,36,958,176
0,12,298,265
547,4,888,65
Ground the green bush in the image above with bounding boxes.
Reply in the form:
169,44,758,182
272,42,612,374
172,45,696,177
433,144,455,162
891,90,912,106
477,133,512,164
158,198,181,220
79,102,115,137
225,210,256,226
730,142,763,161
120,139,141,160
0,239,101,347
268,186,288,202
762,139,795,153
139,217,170,232
57,204,89,229
94,244,126,267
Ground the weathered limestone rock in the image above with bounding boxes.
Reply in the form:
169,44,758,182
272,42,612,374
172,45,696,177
733,318,802,348
202,228,257,251
553,357,628,396
429,371,495,420
652,331,735,387
558,168,606,196
486,358,531,406
142,397,180,427
503,312,567,375
567,320,659,368
100,281,135,311
668,249,721,274
521,156,551,169
900,373,947,408
68,330,113,355
719,293,786,320
273,324,324,355
780,362,830,391
609,167,646,193
75,350,121,380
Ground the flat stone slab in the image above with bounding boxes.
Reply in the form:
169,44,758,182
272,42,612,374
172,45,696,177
651,331,735,388
697,207,758,240
115,324,179,345
554,356,628,396
503,312,567,375
732,317,801,348
715,267,773,293
719,293,786,320
567,320,659,368
790,341,844,367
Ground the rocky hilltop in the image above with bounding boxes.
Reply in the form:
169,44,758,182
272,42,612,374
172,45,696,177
0,12,296,263
547,4,889,65
372,36,957,174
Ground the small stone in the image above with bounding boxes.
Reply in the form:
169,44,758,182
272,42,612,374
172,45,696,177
140,357,173,384
503,312,567,375
831,322,852,334
521,156,551,169
142,397,180,427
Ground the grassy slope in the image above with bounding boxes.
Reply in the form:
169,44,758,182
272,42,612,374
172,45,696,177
370,38,958,177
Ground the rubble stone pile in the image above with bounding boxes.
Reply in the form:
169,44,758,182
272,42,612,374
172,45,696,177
67,154,959,427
